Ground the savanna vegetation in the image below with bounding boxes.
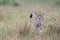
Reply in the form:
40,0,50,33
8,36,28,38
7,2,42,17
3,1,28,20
0,0,60,40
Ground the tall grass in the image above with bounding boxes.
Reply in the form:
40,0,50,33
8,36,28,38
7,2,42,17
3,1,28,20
19,22,30,37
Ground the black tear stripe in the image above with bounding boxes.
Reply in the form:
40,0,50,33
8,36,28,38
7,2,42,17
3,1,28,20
30,13,33,19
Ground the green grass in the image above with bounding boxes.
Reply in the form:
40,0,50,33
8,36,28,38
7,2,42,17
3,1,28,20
0,0,60,7
54,0,60,6
0,0,19,6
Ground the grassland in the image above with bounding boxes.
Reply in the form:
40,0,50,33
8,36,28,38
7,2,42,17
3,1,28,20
0,0,60,40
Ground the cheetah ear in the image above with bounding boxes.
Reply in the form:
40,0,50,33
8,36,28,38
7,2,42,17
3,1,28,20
31,9,37,15
42,13,44,15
